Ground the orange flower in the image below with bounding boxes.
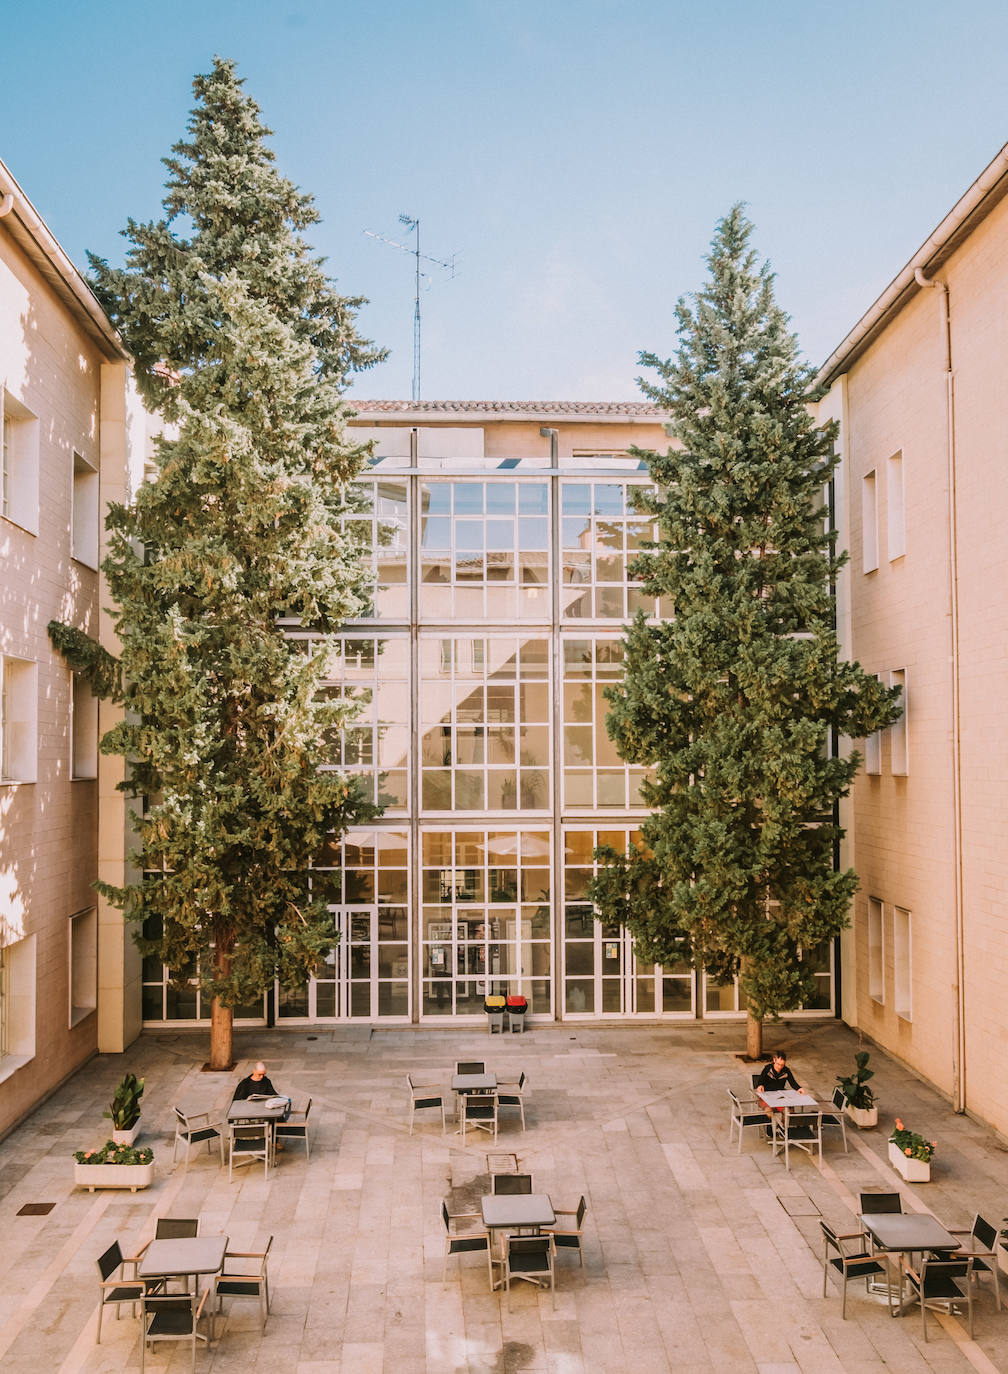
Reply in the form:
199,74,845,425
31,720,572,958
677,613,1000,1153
894,1118,904,1131
904,1147,912,1156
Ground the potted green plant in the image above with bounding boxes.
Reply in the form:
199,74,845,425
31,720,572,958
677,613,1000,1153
888,1119,936,1182
104,1071,144,1145
73,1140,155,1191
836,1050,878,1128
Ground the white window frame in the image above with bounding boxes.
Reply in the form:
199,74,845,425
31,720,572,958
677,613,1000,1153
71,673,99,779
1,388,40,535
864,675,882,775
71,450,100,568
0,935,37,1081
893,906,912,1020
890,669,908,775
867,896,884,1003
1,656,38,783
861,469,878,573
887,450,905,560
68,908,98,1027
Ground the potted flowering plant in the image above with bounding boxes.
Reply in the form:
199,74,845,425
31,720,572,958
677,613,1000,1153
888,1119,936,1182
73,1140,155,1191
836,1050,878,1129
103,1071,144,1145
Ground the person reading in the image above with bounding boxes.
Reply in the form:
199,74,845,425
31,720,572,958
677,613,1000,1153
232,1061,280,1101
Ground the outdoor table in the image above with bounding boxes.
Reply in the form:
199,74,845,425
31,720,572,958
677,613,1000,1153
859,1212,962,1313
757,1088,818,1171
140,1234,228,1295
227,1097,290,1162
481,1193,556,1288
451,1073,497,1132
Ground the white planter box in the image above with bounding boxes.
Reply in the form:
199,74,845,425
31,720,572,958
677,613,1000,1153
888,1140,931,1182
846,1105,878,1130
111,1123,140,1146
74,1162,154,1192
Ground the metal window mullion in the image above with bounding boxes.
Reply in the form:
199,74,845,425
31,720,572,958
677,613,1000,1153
409,472,420,1023
550,472,562,1020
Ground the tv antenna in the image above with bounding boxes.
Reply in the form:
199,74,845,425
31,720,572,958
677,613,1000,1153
364,215,457,402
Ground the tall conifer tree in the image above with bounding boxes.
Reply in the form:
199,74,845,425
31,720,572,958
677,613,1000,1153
65,58,386,1068
591,206,901,1055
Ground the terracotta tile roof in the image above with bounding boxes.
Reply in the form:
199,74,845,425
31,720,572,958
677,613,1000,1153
349,399,668,419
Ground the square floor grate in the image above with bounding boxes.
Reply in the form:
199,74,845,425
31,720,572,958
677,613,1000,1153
17,1202,56,1216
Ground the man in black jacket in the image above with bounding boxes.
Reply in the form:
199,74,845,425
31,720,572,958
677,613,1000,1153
232,1061,280,1100
756,1051,807,1133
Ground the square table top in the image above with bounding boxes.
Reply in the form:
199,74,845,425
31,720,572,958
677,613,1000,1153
859,1213,961,1253
452,1073,496,1092
757,1089,817,1109
140,1235,228,1279
481,1194,555,1230
227,1098,289,1121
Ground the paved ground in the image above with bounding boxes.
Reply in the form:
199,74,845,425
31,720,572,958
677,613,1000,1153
0,1018,1005,1373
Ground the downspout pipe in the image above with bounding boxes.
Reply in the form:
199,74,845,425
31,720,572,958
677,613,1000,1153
914,265,967,1115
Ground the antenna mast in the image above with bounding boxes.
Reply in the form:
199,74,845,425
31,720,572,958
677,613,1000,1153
364,215,457,402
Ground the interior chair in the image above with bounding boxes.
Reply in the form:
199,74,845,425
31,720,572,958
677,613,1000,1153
406,1075,446,1135
820,1222,890,1318
949,1214,1001,1310
497,1072,527,1131
96,1240,154,1343
728,1089,768,1153
275,1098,312,1158
461,1091,498,1144
549,1196,588,1268
902,1255,975,1341
775,1109,823,1166
140,1289,210,1373
440,1200,494,1287
173,1107,225,1172
491,1173,533,1195
818,1088,850,1153
502,1233,556,1310
228,1120,271,1181
214,1236,273,1333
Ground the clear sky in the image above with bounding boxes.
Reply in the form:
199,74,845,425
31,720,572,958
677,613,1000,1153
3,0,1007,401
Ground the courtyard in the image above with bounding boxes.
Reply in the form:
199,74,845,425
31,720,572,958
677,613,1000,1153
0,1019,1004,1373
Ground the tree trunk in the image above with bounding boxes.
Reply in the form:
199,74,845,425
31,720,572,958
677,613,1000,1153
209,998,233,1070
746,1009,763,1059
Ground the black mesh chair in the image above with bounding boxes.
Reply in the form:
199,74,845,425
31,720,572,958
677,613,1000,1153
949,1214,1001,1310
819,1087,850,1152
491,1173,533,1195
173,1107,225,1172
96,1240,154,1342
214,1236,273,1332
135,1218,200,1293
902,1255,975,1341
406,1075,446,1135
497,1072,527,1130
440,1200,493,1286
820,1222,890,1318
455,1061,485,1075
550,1196,588,1268
275,1098,312,1157
860,1192,902,1215
140,1289,210,1372
502,1234,555,1310
460,1091,498,1144
728,1089,767,1153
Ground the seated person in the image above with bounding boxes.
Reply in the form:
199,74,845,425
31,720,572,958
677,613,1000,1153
232,1061,280,1101
756,1051,806,1128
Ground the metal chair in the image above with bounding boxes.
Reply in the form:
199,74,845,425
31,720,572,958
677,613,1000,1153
859,1191,902,1214
491,1173,533,1195
406,1075,446,1135
497,1072,527,1130
140,1289,210,1372
275,1098,312,1158
455,1061,485,1075
95,1240,152,1342
214,1236,273,1332
818,1087,849,1152
134,1218,200,1293
228,1120,271,1181
440,1200,493,1286
549,1196,588,1268
820,1222,890,1318
173,1107,225,1172
728,1089,767,1153
502,1233,556,1310
774,1109,822,1167
949,1213,1001,1309
461,1091,498,1144
902,1255,975,1341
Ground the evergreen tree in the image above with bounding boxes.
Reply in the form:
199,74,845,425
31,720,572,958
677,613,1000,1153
590,206,901,1056
55,57,386,1069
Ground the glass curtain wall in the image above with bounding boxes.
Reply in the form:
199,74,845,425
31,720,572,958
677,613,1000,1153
140,448,834,1025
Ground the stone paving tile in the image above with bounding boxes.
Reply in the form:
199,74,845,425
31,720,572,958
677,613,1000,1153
0,1021,1006,1371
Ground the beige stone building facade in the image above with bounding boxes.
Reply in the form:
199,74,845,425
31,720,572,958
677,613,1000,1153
817,141,1008,1138
0,160,147,1138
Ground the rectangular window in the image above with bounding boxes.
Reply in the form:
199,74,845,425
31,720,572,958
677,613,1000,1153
562,637,651,807
71,451,100,568
69,908,98,1026
560,479,667,621
890,669,908,775
867,896,884,1003
71,673,99,779
0,389,40,534
887,451,905,559
864,675,882,774
861,470,878,573
893,906,912,1019
0,935,37,1079
1,656,38,783
319,635,409,812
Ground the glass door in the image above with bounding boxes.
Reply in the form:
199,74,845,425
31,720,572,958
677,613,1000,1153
278,905,410,1022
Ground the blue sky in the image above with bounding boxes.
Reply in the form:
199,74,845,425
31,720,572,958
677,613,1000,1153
3,0,1007,400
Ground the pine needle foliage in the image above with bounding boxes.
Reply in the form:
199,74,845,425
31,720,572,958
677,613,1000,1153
590,206,901,1027
80,58,386,1062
